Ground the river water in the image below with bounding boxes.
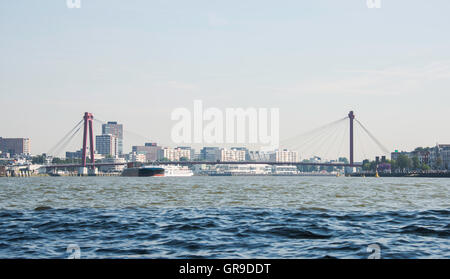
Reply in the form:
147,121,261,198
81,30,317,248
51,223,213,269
0,176,449,258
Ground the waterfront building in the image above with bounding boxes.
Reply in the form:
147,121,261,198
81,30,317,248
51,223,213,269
271,149,299,162
215,164,272,175
230,147,250,160
128,152,146,163
158,147,191,161
177,146,195,160
65,149,83,159
99,157,125,172
192,151,202,161
200,147,221,161
248,150,272,161
391,149,431,165
411,150,431,165
434,144,450,170
191,164,215,175
102,122,123,155
272,165,299,175
93,153,105,160
0,137,31,155
220,148,246,162
132,142,161,162
391,151,411,162
95,134,118,157
391,144,450,170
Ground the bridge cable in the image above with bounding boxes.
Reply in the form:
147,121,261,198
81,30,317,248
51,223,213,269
337,121,349,161
355,119,390,155
286,126,335,157
289,119,339,160
281,117,348,145
53,124,83,157
285,117,347,153
356,121,368,161
323,120,347,161
292,117,347,159
310,119,345,161
47,119,83,156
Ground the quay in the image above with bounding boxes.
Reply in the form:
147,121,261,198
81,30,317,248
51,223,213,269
0,166,121,177
350,171,450,178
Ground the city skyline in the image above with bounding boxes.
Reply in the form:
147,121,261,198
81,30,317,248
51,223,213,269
1,1,450,155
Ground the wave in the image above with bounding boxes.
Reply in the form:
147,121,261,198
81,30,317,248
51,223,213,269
0,207,448,258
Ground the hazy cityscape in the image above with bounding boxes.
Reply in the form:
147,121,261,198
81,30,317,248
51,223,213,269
1,117,449,177
1,0,449,263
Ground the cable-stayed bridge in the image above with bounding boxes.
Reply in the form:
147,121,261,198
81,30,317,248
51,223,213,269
44,111,390,170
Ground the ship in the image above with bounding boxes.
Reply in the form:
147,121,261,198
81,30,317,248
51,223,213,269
121,164,165,177
161,165,194,177
121,163,193,177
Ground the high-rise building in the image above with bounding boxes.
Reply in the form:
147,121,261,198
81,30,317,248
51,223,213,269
200,147,221,161
102,122,123,155
95,134,118,157
0,137,31,155
132,142,161,162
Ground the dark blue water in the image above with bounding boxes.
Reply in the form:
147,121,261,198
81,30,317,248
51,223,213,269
1,176,449,258
1,207,448,259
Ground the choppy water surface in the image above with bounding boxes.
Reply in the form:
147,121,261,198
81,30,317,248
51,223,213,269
0,176,449,258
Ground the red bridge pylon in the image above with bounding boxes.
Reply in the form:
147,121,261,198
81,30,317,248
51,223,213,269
81,112,95,169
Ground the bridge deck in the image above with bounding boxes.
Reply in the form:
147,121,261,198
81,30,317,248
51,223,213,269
44,161,362,168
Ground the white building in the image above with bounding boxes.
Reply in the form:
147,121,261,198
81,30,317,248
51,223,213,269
158,147,191,161
271,149,299,162
220,148,246,162
128,152,146,163
215,164,272,175
272,165,299,175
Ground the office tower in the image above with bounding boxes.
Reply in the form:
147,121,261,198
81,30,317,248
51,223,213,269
95,134,118,157
0,137,31,155
102,122,123,155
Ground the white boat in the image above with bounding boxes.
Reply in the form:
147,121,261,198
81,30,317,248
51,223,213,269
160,165,194,177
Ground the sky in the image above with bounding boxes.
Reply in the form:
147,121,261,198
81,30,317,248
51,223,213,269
1,0,450,161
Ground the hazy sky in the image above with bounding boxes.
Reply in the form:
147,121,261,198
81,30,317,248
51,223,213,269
1,0,449,160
